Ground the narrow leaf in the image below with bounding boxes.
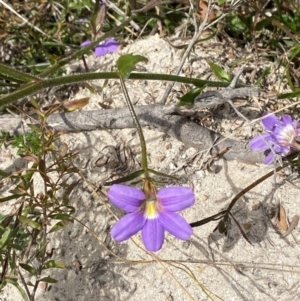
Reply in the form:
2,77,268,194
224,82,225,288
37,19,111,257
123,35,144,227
103,169,145,185
48,220,69,233
19,216,42,231
43,260,65,269
0,169,10,177
5,278,30,301
40,276,58,284
9,250,17,274
116,54,148,79
26,124,42,133
0,228,12,249
207,61,232,82
255,66,270,86
177,87,206,106
278,90,300,99
0,194,22,203
48,213,74,221
19,263,37,276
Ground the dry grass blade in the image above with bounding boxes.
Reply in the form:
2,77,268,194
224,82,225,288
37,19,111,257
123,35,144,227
0,0,49,38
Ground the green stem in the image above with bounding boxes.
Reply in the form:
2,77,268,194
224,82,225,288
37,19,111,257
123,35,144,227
0,72,232,108
118,74,148,172
0,62,41,83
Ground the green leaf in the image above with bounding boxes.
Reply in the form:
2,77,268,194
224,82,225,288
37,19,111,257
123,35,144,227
103,169,145,185
255,66,271,86
278,90,300,99
40,276,58,284
43,260,65,269
289,44,300,61
177,87,206,106
26,124,42,134
19,216,42,231
0,279,7,290
207,61,232,82
116,54,148,79
0,194,21,203
5,278,30,301
0,228,12,250
19,263,37,276
255,18,272,31
48,213,74,221
9,250,17,274
0,169,10,177
147,168,179,180
48,220,69,233
286,68,295,91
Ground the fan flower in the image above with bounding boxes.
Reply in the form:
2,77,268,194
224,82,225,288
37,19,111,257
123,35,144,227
81,38,119,57
108,182,195,252
249,113,300,164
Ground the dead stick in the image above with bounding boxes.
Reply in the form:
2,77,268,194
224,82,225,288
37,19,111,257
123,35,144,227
0,102,264,164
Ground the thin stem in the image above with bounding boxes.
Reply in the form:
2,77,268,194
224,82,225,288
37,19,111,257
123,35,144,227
0,72,233,108
160,0,214,104
18,269,31,301
118,74,148,171
226,164,287,213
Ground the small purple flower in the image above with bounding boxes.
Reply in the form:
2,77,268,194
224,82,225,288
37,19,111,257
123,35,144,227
250,113,300,164
81,38,119,57
108,182,195,252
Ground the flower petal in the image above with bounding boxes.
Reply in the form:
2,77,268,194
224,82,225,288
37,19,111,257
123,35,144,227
111,212,145,242
108,184,145,212
281,115,293,125
94,39,119,57
159,212,192,240
103,39,119,52
157,187,195,212
142,218,164,252
94,46,108,57
81,40,91,47
261,113,279,130
274,124,295,147
249,133,275,151
264,151,275,164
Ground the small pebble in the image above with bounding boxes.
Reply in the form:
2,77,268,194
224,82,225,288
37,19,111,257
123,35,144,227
194,170,205,180
198,194,208,202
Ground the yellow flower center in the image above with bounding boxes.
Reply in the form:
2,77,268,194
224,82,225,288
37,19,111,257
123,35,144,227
142,180,162,219
144,201,159,219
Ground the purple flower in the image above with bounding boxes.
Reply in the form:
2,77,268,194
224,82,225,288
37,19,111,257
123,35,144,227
108,182,195,252
81,38,119,57
250,113,300,164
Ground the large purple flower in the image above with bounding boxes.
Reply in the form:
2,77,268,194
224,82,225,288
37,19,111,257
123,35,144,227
81,38,119,57
250,113,300,164
108,182,195,252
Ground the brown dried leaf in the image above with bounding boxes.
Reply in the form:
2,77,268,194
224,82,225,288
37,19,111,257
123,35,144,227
242,223,252,230
197,0,217,22
276,205,288,232
59,143,68,157
62,97,89,112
